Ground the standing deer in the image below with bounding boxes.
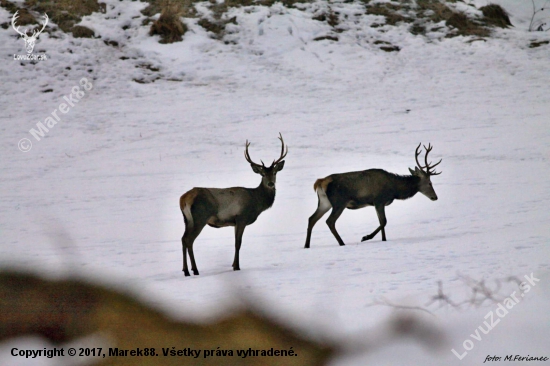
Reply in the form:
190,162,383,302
180,134,288,276
304,143,442,248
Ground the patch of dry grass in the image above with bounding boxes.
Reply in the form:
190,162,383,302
446,11,489,37
149,2,188,43
480,3,512,28
25,0,104,32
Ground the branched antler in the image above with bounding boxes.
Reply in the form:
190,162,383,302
244,140,264,168
415,143,442,176
245,133,287,168
272,132,288,166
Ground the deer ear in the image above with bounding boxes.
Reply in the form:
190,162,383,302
251,164,263,175
275,160,285,172
409,168,416,176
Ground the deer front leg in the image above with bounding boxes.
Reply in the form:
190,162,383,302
233,223,246,271
361,204,387,242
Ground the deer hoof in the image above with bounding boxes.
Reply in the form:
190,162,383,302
193,270,200,275
233,267,240,271
183,269,191,277
361,235,372,242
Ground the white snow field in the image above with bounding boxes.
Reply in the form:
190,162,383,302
0,0,549,364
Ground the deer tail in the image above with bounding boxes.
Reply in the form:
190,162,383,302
180,189,197,229
313,177,332,194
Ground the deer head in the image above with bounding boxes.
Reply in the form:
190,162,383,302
244,133,288,189
410,143,442,201
12,11,48,54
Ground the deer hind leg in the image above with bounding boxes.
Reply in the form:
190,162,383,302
326,204,346,246
305,192,332,248
181,199,210,276
361,204,387,242
183,220,207,276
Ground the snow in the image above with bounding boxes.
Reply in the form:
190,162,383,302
0,0,549,364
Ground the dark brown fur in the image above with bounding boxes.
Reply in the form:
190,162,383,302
305,144,441,247
180,135,287,276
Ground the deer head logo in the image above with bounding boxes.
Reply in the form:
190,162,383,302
12,11,48,54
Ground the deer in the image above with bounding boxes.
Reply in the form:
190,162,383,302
304,143,442,248
179,134,288,276
12,11,49,54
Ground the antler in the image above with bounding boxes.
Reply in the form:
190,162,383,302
415,143,442,176
415,143,427,170
272,132,288,165
245,133,288,168
244,140,264,168
11,11,27,38
32,13,48,37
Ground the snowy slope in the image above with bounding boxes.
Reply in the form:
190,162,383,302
0,0,549,364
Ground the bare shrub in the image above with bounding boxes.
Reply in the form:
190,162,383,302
150,3,188,43
72,25,95,38
25,0,103,32
446,12,489,37
480,4,512,28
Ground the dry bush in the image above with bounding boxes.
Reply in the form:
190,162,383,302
72,25,95,38
480,4,512,28
198,17,228,39
150,3,188,43
0,0,19,14
25,0,104,32
416,0,454,23
364,0,491,38
446,11,489,37
0,270,334,366
9,7,36,25
366,2,411,25
142,0,196,18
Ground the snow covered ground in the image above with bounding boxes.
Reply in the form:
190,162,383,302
0,0,549,364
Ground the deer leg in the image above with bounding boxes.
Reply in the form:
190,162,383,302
326,205,346,246
183,219,207,276
182,234,190,277
233,223,246,271
361,204,387,242
305,196,331,248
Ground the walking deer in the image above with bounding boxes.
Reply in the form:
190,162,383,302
304,143,442,248
180,134,288,276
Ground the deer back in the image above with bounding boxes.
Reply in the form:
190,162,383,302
323,169,420,208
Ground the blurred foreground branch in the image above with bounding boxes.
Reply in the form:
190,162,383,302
0,271,334,366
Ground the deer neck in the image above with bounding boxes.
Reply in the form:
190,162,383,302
252,182,276,211
395,175,420,200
